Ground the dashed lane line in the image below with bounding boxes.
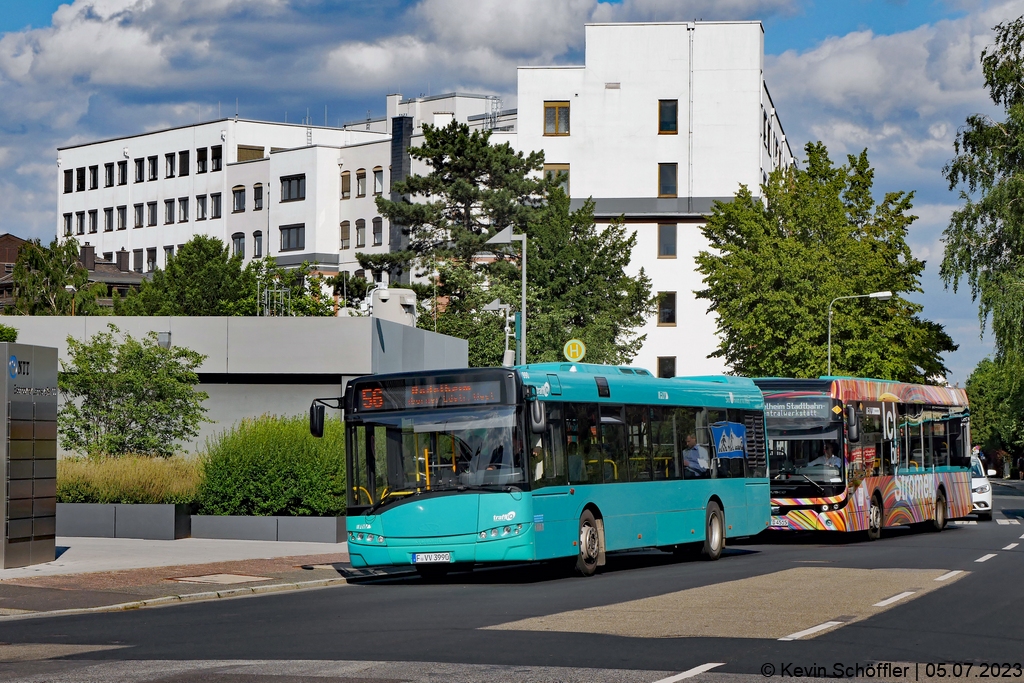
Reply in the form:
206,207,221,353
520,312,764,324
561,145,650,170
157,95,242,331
976,554,998,563
779,621,844,642
1003,543,1019,550
997,519,1021,525
873,591,916,607
651,663,726,683
935,570,963,581
953,520,977,525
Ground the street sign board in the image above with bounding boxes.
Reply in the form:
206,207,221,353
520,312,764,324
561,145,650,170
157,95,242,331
563,339,586,362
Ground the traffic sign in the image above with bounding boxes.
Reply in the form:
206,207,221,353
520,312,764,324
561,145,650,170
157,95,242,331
563,339,586,362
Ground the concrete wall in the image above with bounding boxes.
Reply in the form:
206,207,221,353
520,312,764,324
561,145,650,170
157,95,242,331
6,316,468,455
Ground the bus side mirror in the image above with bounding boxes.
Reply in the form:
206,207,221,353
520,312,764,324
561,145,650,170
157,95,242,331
529,399,547,434
846,405,860,443
310,403,325,438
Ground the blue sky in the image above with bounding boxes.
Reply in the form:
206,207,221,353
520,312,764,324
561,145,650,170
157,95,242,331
0,0,1018,383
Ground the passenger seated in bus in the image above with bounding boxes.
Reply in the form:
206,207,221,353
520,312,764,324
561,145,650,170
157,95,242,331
808,442,842,468
683,433,710,478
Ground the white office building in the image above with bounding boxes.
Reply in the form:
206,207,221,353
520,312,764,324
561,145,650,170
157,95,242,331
57,21,793,376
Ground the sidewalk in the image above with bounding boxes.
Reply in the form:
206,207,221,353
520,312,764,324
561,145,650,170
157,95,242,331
0,537,372,619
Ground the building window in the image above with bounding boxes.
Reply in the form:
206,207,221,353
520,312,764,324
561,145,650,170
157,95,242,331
88,165,98,190
280,224,305,251
231,232,245,258
63,213,73,235
657,356,677,378
165,153,175,178
134,158,144,183
103,252,112,262
178,197,189,222
211,145,222,171
133,204,144,229
196,195,207,220
72,167,83,192
341,171,351,199
544,164,570,195
355,219,366,248
196,147,207,174
340,221,350,249
101,163,112,188
281,174,305,202
372,217,383,246
118,160,127,185
132,248,143,273
658,224,677,258
659,99,678,134
147,156,158,181
373,167,384,195
237,145,264,161
210,193,222,218
178,150,189,177
63,170,73,194
658,163,678,198
75,212,85,235
88,209,98,234
356,169,366,197
544,101,570,136
147,202,157,227
146,248,157,273
164,245,174,264
117,206,127,230
104,207,113,232
164,199,174,225
657,291,677,326
232,186,245,212
253,184,263,210
253,231,263,258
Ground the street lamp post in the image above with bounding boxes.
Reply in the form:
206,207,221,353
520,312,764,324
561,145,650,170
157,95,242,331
64,284,77,317
485,227,527,365
827,290,893,376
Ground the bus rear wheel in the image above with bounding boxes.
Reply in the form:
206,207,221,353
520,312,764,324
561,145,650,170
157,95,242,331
702,502,724,561
575,509,600,576
931,491,947,532
867,495,883,541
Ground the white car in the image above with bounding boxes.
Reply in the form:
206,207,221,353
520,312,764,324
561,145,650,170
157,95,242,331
971,457,995,521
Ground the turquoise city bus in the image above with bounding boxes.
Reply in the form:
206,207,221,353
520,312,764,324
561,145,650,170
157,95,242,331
310,363,771,577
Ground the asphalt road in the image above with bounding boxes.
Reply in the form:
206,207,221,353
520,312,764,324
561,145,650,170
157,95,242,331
2,482,1023,682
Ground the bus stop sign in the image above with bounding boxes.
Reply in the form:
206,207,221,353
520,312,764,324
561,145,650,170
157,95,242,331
563,339,586,362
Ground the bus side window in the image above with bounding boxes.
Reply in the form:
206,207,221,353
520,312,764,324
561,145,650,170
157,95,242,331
564,403,598,484
706,409,726,478
600,405,628,483
923,412,937,469
531,404,567,488
625,406,654,481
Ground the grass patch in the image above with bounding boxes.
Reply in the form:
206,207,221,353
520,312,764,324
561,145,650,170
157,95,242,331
57,455,202,505
197,414,346,516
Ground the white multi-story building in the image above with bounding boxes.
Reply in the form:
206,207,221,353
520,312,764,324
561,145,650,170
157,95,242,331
57,21,792,376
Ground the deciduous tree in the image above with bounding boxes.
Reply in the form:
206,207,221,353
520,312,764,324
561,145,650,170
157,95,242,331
12,238,105,315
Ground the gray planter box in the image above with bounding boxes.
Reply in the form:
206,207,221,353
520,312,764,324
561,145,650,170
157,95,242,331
191,515,346,543
57,503,191,540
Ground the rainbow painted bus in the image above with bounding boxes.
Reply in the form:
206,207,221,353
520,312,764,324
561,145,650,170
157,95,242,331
311,364,771,577
753,377,972,538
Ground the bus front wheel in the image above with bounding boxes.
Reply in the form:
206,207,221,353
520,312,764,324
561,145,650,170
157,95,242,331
576,509,600,576
867,495,883,541
702,502,724,561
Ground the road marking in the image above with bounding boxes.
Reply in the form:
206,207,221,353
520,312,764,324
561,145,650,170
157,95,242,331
997,519,1020,525
779,621,843,641
873,591,916,607
976,554,998,563
651,663,725,682
935,570,963,581
1019,533,1024,539
1003,543,1019,550
953,520,977,525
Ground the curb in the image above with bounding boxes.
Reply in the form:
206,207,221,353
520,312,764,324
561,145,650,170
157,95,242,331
0,577,350,622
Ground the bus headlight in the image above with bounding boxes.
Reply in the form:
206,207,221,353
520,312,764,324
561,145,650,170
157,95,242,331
821,504,829,512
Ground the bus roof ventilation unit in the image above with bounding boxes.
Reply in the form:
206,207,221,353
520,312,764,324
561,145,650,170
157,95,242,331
595,376,611,398
619,367,635,374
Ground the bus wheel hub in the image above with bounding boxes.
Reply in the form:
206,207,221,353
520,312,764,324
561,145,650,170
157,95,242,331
580,525,599,561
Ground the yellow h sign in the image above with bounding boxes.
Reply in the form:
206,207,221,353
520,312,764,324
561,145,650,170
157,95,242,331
563,339,586,362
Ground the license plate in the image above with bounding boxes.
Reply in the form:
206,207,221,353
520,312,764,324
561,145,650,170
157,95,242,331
770,516,790,528
412,552,451,564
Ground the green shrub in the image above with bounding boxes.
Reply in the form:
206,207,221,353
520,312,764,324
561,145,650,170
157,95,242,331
197,414,346,516
57,456,202,504
0,324,17,342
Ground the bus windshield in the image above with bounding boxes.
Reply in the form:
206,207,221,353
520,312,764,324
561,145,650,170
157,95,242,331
769,432,844,484
349,406,525,508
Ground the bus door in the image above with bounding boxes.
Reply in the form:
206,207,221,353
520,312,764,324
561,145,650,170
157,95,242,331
529,401,572,560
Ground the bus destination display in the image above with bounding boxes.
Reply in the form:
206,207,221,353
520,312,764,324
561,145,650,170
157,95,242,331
765,397,834,420
356,380,502,411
